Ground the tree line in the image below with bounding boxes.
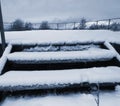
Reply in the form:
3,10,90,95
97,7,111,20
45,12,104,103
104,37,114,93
7,19,50,31
6,18,120,31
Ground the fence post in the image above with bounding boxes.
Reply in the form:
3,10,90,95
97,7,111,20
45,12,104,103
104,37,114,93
73,22,75,29
95,21,98,29
57,23,59,30
108,19,111,29
96,21,98,25
65,23,66,30
0,0,6,52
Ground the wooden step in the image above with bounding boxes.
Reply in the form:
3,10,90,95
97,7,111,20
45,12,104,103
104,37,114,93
3,50,119,73
0,67,120,92
8,50,116,63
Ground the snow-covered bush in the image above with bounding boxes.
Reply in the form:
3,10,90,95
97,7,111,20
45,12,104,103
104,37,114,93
24,22,33,30
79,18,87,29
39,21,50,30
10,19,25,31
110,23,120,31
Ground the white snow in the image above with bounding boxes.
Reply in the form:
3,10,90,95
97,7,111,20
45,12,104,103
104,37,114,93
4,30,120,45
99,86,120,106
1,94,96,106
0,44,12,74
0,30,120,106
7,49,116,63
1,86,120,106
0,66,120,90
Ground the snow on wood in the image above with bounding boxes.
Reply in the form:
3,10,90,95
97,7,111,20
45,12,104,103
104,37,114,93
0,66,120,91
7,50,116,63
0,44,12,74
104,41,120,61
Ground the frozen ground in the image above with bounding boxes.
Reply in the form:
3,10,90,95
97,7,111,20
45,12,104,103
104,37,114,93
1,86,120,106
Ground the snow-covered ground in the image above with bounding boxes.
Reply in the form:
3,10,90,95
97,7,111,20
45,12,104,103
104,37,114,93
1,93,97,106
3,30,120,44
1,86,120,106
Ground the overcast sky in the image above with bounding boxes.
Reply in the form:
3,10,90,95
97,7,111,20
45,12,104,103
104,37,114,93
1,0,120,22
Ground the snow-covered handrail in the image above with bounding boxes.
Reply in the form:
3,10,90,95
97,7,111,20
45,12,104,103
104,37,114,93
104,41,120,62
0,44,12,74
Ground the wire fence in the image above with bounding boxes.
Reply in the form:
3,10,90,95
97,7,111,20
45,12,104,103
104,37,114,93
3,17,120,31
90,17,120,29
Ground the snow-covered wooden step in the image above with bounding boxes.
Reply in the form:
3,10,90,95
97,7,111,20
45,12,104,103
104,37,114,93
0,66,120,91
7,50,116,63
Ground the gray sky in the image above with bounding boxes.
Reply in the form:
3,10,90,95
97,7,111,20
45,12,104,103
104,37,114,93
1,0,120,22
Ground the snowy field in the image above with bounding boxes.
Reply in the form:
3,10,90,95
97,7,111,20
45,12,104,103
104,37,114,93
2,30,120,44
